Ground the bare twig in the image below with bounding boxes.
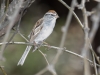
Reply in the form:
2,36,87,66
77,0,91,75
47,65,57,75
0,0,24,60
52,0,77,66
0,41,99,67
77,0,99,75
0,0,35,37
39,50,50,66
35,0,100,74
90,3,100,65
58,0,84,28
94,0,100,2
84,58,90,75
0,0,9,27
0,0,5,17
35,67,47,75
0,0,98,75
0,66,7,75
18,32,29,42
0,41,99,66
91,51,98,75
2,31,17,52
1,4,30,55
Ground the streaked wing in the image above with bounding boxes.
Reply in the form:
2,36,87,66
28,18,43,42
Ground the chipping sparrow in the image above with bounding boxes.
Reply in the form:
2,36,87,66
17,10,59,66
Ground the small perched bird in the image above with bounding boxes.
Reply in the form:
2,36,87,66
17,10,59,66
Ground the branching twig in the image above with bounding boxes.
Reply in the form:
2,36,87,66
35,0,100,74
58,0,84,28
0,42,99,67
52,0,77,66
77,0,91,75
39,50,50,66
90,3,100,65
77,0,99,75
0,0,24,61
0,0,99,75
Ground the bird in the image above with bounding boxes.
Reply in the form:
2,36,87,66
17,10,59,66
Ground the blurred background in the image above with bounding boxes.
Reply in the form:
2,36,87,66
0,0,100,75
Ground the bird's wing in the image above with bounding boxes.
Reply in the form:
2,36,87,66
28,18,43,42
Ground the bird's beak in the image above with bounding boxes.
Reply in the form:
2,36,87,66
57,15,59,18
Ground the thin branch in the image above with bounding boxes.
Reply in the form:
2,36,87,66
0,0,9,27
0,66,7,75
0,0,5,17
89,3,100,65
2,31,17,52
47,65,57,75
78,0,91,75
35,67,47,75
77,0,100,75
0,0,24,60
84,57,90,75
91,51,98,75
89,42,100,64
52,0,77,66
58,0,84,28
18,32,29,42
0,0,35,37
39,50,50,66
2,6,27,52
0,41,99,67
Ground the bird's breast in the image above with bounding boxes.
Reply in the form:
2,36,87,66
34,20,56,43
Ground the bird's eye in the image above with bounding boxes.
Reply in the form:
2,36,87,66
50,14,55,16
44,13,55,16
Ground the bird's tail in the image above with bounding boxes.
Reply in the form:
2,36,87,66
17,46,32,66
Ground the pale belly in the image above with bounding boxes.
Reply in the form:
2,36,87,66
34,25,54,44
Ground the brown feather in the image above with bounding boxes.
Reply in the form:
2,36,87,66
28,18,43,42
